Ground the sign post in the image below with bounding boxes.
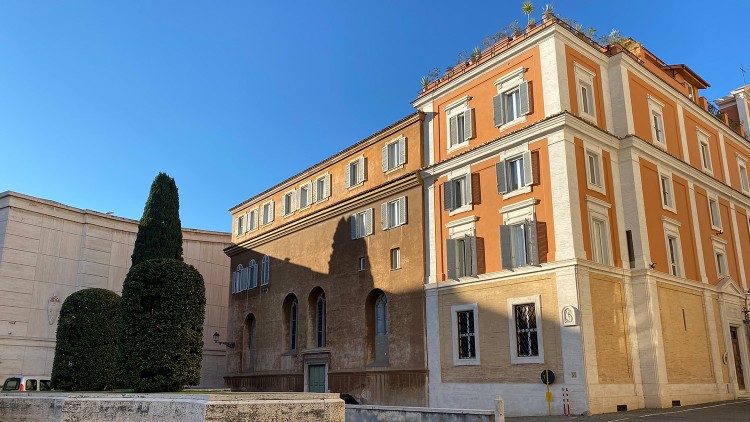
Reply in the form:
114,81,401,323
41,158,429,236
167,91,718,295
540,369,555,416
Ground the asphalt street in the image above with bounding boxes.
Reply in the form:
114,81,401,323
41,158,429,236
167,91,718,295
508,400,750,421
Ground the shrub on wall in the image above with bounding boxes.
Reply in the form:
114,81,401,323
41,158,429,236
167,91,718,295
119,258,206,392
51,288,122,391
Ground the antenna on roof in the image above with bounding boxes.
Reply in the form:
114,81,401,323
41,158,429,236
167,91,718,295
741,64,747,84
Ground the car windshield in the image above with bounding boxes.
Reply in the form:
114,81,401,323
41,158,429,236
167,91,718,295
2,377,20,391
40,380,52,391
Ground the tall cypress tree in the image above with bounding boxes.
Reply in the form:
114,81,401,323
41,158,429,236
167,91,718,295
131,172,183,266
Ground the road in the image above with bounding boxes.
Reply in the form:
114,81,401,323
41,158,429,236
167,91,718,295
508,400,750,421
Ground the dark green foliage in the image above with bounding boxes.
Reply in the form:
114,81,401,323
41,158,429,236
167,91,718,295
131,172,183,266
119,259,206,392
51,288,121,391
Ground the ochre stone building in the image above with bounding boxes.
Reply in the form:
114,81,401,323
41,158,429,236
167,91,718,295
0,191,231,387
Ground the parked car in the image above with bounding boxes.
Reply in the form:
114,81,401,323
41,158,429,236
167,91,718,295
2,376,52,392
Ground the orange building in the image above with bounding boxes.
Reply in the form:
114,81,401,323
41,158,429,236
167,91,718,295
414,15,750,416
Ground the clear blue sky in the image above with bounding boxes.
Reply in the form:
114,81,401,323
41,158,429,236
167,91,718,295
1,1,747,232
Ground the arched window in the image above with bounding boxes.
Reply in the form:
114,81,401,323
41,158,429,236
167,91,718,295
261,255,270,286
367,290,389,366
248,259,258,288
232,264,244,294
375,294,388,336
316,293,326,348
283,293,299,351
243,313,256,372
290,299,298,350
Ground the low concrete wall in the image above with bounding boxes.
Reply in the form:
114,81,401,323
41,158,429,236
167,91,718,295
0,392,344,422
346,400,504,422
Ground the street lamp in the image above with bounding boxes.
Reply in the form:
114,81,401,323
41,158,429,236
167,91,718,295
213,331,236,348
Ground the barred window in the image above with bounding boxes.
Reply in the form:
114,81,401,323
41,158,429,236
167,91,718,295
514,303,539,357
456,310,476,360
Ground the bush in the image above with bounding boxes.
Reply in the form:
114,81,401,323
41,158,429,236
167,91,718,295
119,259,206,392
131,172,183,266
51,288,121,391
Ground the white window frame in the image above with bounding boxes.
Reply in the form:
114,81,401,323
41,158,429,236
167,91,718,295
585,147,605,194
313,173,331,203
658,169,676,213
247,208,259,232
495,68,527,129
282,190,297,217
382,196,407,230
508,295,544,364
346,157,366,189
698,131,713,174
574,63,597,122
712,238,728,277
446,167,473,215
236,214,246,236
648,96,666,148
737,155,750,194
663,220,684,277
383,136,407,172
358,256,367,271
708,194,722,230
260,255,270,286
261,200,274,225
497,143,533,199
351,208,373,239
446,97,471,152
451,303,480,366
390,248,401,270
587,198,612,266
298,182,312,210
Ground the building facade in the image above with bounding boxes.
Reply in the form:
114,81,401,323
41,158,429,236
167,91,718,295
223,113,427,405
0,191,231,387
415,16,750,416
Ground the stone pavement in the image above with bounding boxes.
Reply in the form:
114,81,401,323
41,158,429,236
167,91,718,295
508,399,750,422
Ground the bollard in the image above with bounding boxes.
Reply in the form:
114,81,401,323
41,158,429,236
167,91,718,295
494,396,505,422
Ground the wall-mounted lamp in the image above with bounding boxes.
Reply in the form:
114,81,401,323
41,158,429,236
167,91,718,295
649,262,657,269
213,331,235,348
716,229,724,235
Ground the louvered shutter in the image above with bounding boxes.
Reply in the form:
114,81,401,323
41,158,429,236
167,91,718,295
500,225,513,270
350,214,358,239
365,208,374,235
291,190,298,212
269,202,274,221
399,137,407,165
471,173,481,205
281,195,288,216
324,174,331,198
468,236,478,276
523,151,533,187
359,157,367,183
496,161,507,193
381,203,388,230
251,262,258,288
398,197,407,226
519,81,532,115
345,163,352,188
475,237,486,275
311,179,318,202
443,181,454,210
446,238,458,279
530,150,540,185
526,220,539,265
463,174,472,205
449,115,458,146
493,94,505,127
382,145,389,172
464,109,474,140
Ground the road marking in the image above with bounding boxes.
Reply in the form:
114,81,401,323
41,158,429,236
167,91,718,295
605,400,747,421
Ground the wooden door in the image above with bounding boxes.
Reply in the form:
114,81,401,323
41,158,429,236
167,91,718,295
308,364,326,393
731,327,745,390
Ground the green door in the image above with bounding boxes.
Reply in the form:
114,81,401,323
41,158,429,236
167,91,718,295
308,364,326,393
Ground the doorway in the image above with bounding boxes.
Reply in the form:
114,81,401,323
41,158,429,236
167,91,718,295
307,364,326,393
730,327,745,390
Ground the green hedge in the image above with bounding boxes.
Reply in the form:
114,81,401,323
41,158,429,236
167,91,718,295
119,258,206,392
51,288,122,391
131,172,183,266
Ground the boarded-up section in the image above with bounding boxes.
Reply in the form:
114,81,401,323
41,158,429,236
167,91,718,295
590,273,632,384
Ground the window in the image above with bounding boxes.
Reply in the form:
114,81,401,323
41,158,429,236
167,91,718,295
232,264,255,294
443,173,472,212
358,256,368,271
299,183,311,209
316,293,326,348
446,235,483,278
586,150,603,189
648,96,666,146
282,191,296,216
25,379,37,391
590,217,610,265
350,208,374,239
738,158,749,193
236,215,245,236
390,248,401,270
496,151,534,195
698,132,712,173
289,298,298,351
575,64,596,121
244,314,256,372
666,234,682,277
493,80,531,127
451,304,479,365
247,209,258,231
248,259,258,289
382,196,407,229
709,197,722,229
715,250,727,276
262,201,274,225
580,83,594,116
374,293,389,365
659,173,675,211
508,295,544,364
346,157,367,188
500,220,539,270
448,107,473,148
382,137,407,171
313,174,331,202
260,255,270,286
